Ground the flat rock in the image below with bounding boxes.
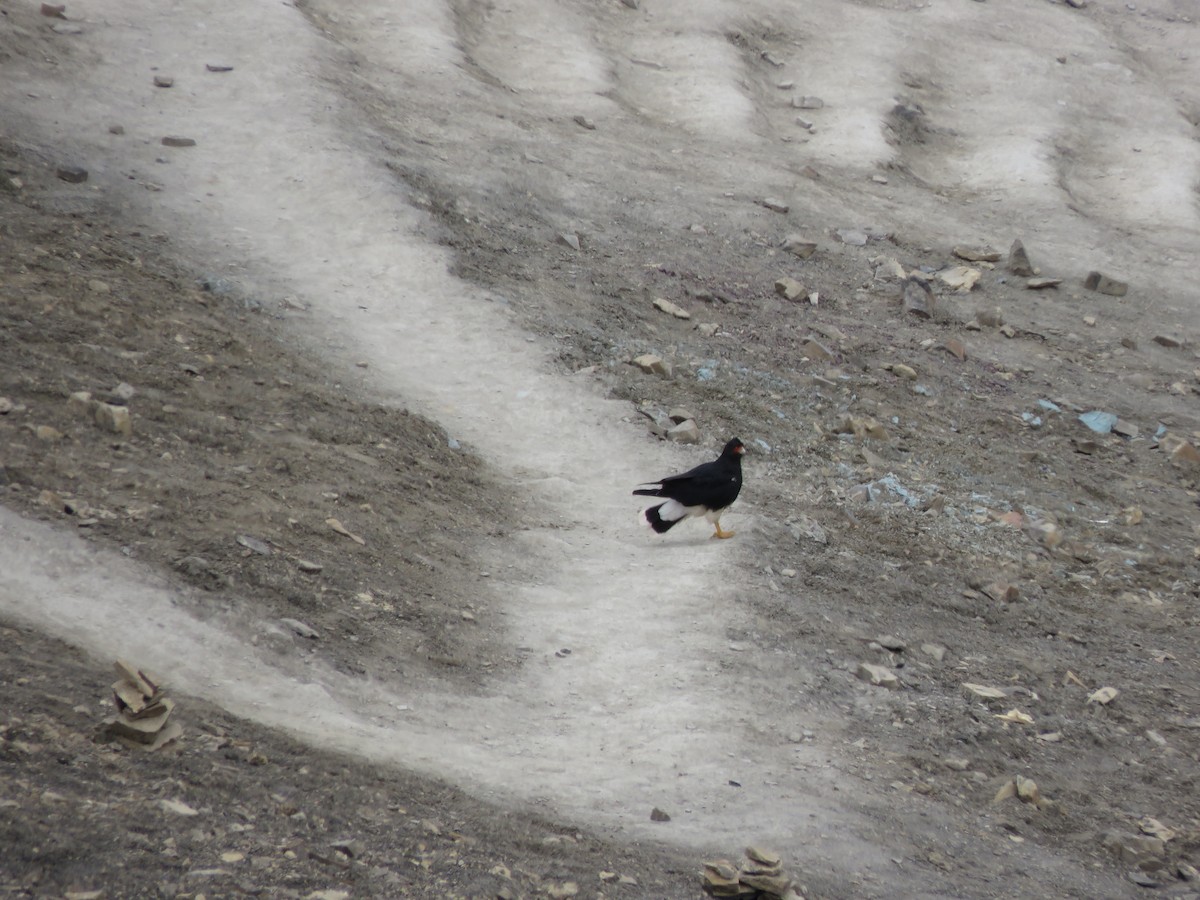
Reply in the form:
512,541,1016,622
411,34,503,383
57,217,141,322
572,115,596,130
1084,271,1128,296
836,228,868,246
774,277,806,301
953,245,1001,262
161,136,196,147
1026,277,1061,289
1008,238,1035,276
56,165,88,184
781,234,817,258
153,75,175,88
653,297,691,319
1152,334,1183,349
856,662,899,689
695,322,719,337
941,338,968,361
281,617,320,639
631,354,671,377
793,95,824,109
938,265,981,292
556,232,580,251
760,197,789,214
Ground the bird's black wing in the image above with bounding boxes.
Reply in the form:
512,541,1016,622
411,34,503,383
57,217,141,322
634,458,741,510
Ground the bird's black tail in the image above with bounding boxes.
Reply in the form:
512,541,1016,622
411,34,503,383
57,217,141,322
644,503,680,534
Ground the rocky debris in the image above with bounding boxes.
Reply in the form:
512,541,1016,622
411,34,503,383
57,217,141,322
994,775,1055,811
326,517,365,545
792,96,824,109
572,114,596,130
631,354,671,377
1007,239,1035,276
556,232,580,251
964,682,1008,701
696,322,720,337
1152,334,1183,349
836,415,887,440
68,390,133,435
56,165,88,184
974,307,1004,327
759,198,789,214
953,245,1001,262
153,75,175,88
835,228,868,246
937,266,980,292
40,3,67,16
774,277,806,301
1026,277,1061,290
902,276,935,318
788,515,827,544
161,136,196,147
781,235,817,258
101,659,181,750
702,847,799,899
1084,271,1128,296
650,807,671,822
872,256,907,282
205,63,234,72
653,297,691,319
297,559,324,574
857,662,899,688
1101,832,1167,870
795,116,814,131
978,581,1019,603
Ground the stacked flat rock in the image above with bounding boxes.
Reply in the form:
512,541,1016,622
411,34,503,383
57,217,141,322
102,659,181,750
702,847,801,899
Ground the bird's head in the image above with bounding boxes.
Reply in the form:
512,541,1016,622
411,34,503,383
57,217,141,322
724,437,746,456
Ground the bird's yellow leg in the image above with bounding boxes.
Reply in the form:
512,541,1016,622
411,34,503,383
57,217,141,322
712,523,736,539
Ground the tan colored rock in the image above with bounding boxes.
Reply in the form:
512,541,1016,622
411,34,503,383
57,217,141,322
953,245,1001,262
774,277,806,301
94,402,132,436
856,662,899,689
653,297,691,319
781,235,817,258
631,354,671,377
938,265,981,292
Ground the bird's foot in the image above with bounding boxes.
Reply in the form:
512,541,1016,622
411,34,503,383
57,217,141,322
712,527,736,539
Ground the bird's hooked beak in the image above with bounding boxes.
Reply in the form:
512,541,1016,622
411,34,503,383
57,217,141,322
734,444,746,455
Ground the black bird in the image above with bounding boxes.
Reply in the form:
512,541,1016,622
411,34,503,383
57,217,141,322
633,437,745,538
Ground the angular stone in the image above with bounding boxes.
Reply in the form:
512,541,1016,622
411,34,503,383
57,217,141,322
921,643,947,662
556,232,580,251
1008,239,1035,276
793,96,824,109
836,228,868,246
892,363,917,380
740,872,792,894
650,807,671,822
696,322,719,337
35,425,63,442
631,354,671,377
56,165,88,184
963,683,1008,700
781,235,817,258
1152,334,1183,349
1084,271,1128,296
1026,278,1061,290
161,136,196,147
903,276,935,318
153,75,175,88
67,391,95,417
856,662,899,689
666,419,700,444
941,338,968,361
94,402,132,436
774,277,806,301
802,339,833,362
668,407,695,424
760,198,789,214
